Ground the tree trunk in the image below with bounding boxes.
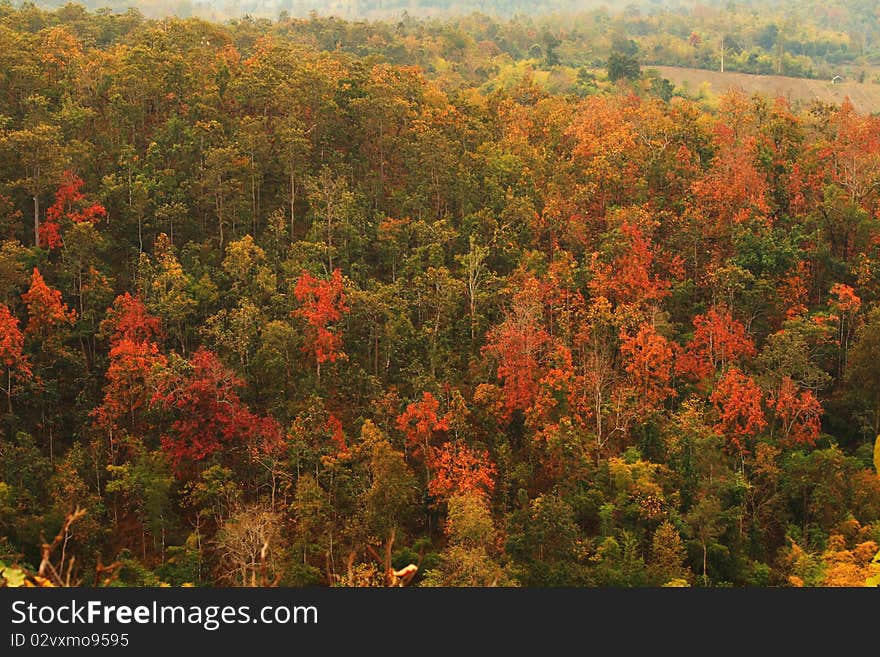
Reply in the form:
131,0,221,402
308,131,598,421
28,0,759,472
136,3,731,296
290,169,296,242
702,542,708,586
470,295,476,342
251,153,257,236
33,195,40,247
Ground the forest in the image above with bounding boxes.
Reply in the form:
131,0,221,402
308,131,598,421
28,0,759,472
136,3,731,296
0,2,879,588
28,0,880,81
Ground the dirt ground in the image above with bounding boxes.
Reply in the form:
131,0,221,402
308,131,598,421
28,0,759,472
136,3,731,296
651,65,880,114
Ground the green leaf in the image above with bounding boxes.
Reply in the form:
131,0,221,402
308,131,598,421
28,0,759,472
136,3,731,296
1,564,28,588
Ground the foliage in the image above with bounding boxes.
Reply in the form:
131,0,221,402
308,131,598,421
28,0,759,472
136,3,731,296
0,3,878,588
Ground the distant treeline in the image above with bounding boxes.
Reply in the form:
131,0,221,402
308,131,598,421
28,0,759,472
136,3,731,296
16,0,880,81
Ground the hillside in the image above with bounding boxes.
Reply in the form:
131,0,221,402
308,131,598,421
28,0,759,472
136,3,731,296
1,4,880,591
653,66,880,114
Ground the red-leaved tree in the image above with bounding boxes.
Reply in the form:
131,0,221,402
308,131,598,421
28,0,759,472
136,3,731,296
772,376,823,447
95,339,167,440
94,293,167,441
588,217,670,315
154,348,281,474
396,391,449,479
483,277,551,418
710,367,766,453
100,293,164,348
326,412,347,455
292,268,349,381
39,171,106,249
677,306,755,383
0,303,32,413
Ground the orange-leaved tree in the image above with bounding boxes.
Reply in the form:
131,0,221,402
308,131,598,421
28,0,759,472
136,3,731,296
292,268,349,382
710,367,766,455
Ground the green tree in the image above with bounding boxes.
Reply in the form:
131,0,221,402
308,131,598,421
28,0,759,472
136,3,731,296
105,438,175,561
421,492,514,586
357,420,417,584
685,495,724,586
0,124,67,247
847,309,880,437
650,520,691,585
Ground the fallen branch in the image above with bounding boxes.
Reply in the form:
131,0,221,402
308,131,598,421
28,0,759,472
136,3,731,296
38,507,86,587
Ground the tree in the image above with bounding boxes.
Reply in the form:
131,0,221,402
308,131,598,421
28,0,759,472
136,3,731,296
139,234,196,353
505,493,584,586
99,293,163,348
829,282,860,377
874,435,880,477
823,101,880,218
685,495,724,586
276,115,312,242
710,367,766,453
199,145,248,249
542,30,561,67
215,504,283,586
819,532,880,587
292,268,349,382
0,124,67,247
40,171,106,250
569,297,626,459
455,235,490,343
780,446,859,539
689,106,770,248
588,213,670,317
94,338,167,440
0,240,28,305
221,235,275,303
290,473,330,584
771,377,822,447
305,167,358,272
619,323,675,411
607,51,640,83
357,420,417,586
412,265,465,380
105,438,174,560
154,348,281,473
678,306,755,384
650,520,691,585
57,223,113,361
19,267,76,457
567,97,687,216
847,309,880,436
757,318,832,393
429,442,497,502
483,277,551,418
201,299,263,376
234,116,271,236
22,267,75,348
0,304,31,413
756,24,779,51
421,492,512,587
396,391,449,479
252,320,300,409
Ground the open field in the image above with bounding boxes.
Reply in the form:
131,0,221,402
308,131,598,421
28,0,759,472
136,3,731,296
651,65,880,114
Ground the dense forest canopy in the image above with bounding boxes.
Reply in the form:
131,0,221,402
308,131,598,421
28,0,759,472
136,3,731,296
0,2,879,588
